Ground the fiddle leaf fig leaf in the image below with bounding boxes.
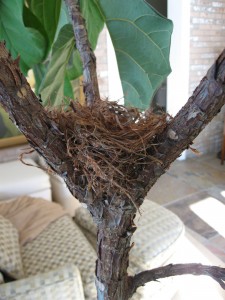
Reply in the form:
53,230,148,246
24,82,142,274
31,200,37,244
28,0,62,50
95,0,173,110
39,1,104,106
40,24,75,106
80,0,104,49
64,71,74,99
0,0,46,74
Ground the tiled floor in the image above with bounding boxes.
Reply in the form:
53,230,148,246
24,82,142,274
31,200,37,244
147,153,225,263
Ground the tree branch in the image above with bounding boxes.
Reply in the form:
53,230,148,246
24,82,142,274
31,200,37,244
64,0,100,106
135,49,225,200
129,263,225,297
0,42,86,202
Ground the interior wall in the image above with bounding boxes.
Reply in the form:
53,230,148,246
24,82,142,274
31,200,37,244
167,0,191,160
167,0,190,116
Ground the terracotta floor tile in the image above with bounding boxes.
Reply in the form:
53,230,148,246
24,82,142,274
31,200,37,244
149,154,225,262
195,154,225,172
147,173,198,205
168,160,225,190
207,234,225,248
166,192,218,239
206,185,225,205
205,246,225,262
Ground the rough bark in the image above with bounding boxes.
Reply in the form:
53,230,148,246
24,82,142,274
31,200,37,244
0,44,225,300
0,43,86,203
134,49,225,201
64,0,100,106
95,203,136,300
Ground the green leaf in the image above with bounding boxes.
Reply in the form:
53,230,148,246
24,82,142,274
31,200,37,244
55,1,69,39
33,63,47,94
23,4,46,39
64,72,74,99
38,1,103,105
80,0,104,49
29,0,61,49
40,24,75,106
0,0,46,74
95,0,173,109
23,4,48,59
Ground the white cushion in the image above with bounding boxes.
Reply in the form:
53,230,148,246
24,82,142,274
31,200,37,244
0,272,4,284
0,159,51,201
129,200,184,270
0,215,24,279
0,264,85,300
50,174,80,216
22,216,97,300
75,207,97,236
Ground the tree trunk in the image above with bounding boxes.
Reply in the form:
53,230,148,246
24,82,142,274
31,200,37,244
89,197,136,300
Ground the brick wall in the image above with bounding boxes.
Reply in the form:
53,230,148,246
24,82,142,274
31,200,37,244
187,0,225,157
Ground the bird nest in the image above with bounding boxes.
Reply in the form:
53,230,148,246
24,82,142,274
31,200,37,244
47,100,168,201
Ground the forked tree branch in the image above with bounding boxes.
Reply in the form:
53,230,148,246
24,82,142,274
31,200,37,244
0,44,224,205
129,263,225,297
64,0,100,106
